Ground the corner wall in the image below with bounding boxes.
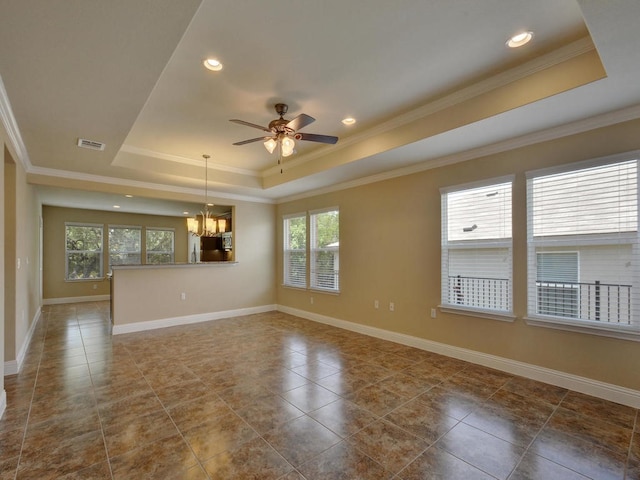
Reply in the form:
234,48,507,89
276,117,640,394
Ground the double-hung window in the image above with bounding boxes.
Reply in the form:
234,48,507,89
108,226,141,267
283,213,307,288
310,208,340,292
283,208,340,292
146,228,175,264
441,178,513,316
527,156,639,334
65,223,103,280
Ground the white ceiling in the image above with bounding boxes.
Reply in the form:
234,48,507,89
2,1,640,216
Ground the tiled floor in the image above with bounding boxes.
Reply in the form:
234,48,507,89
1,302,639,479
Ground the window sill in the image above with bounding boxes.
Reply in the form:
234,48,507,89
65,277,106,282
281,285,340,295
439,305,516,323
525,315,640,342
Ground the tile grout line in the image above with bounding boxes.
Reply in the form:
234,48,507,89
11,308,50,480
80,308,115,480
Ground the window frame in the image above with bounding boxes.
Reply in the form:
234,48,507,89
108,225,142,268
310,207,340,293
525,152,640,340
145,227,175,264
65,222,104,281
283,212,308,289
440,176,514,320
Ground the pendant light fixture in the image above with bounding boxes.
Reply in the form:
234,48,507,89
187,154,217,237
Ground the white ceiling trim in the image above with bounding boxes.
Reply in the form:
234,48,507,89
276,103,640,204
263,37,597,177
28,165,275,204
119,144,259,177
0,74,30,170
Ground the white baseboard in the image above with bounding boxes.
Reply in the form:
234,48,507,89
43,294,110,305
112,304,277,335
4,307,42,376
0,390,6,420
278,305,640,409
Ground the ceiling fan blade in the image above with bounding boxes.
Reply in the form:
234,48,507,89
232,136,270,146
230,119,271,133
286,113,315,132
295,132,339,144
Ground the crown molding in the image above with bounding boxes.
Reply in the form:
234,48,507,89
265,36,597,177
28,166,275,204
0,75,31,170
276,103,640,203
119,144,259,177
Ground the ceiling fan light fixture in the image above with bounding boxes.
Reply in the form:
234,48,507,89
203,58,223,71
281,136,295,157
506,31,533,48
264,138,277,154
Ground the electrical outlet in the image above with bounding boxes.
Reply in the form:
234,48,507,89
92,284,98,290
180,292,186,300
310,296,314,304
431,308,437,318
389,302,395,312
374,300,379,309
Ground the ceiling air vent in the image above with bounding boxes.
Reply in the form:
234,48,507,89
77,138,106,151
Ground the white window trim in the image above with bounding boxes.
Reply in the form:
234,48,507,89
525,152,640,339
441,176,514,317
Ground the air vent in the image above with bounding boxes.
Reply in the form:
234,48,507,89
77,138,106,151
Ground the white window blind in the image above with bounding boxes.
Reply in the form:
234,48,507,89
527,158,639,329
284,213,307,288
310,208,340,292
441,179,513,314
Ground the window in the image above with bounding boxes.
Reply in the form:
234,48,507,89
108,226,141,267
146,228,175,264
283,208,340,292
283,213,307,288
441,178,513,315
65,223,103,280
527,157,638,331
310,208,340,292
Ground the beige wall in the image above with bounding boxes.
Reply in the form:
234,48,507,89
277,118,640,391
2,133,40,369
112,200,276,325
42,206,190,300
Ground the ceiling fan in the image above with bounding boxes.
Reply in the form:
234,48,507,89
230,103,338,160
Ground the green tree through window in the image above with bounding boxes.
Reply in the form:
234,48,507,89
66,224,103,280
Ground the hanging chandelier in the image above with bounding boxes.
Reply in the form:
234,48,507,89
187,154,217,237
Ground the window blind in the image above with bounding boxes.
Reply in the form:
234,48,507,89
441,179,513,313
310,208,340,292
283,214,307,288
527,158,638,328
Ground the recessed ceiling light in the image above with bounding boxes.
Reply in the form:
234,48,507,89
125,194,133,198
203,58,223,71
113,205,120,209
507,31,533,48
183,211,190,215
342,117,356,125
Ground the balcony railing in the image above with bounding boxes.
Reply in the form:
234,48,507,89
447,276,633,324
536,280,632,325
447,275,510,311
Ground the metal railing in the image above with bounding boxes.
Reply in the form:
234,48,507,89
447,275,510,311
536,280,632,324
